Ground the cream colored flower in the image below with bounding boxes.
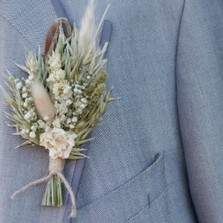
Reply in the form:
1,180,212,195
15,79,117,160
52,82,72,99
26,52,38,73
47,69,65,83
40,127,77,159
48,51,61,71
52,118,61,128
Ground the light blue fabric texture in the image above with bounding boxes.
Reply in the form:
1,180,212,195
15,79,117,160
177,0,223,222
0,0,222,222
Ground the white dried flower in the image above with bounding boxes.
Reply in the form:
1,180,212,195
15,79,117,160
37,120,46,129
31,125,37,131
24,112,32,121
23,97,32,108
20,129,26,135
40,127,77,159
63,85,71,94
72,117,77,123
22,93,28,98
22,87,27,92
66,118,71,124
16,82,22,90
66,99,72,106
73,108,83,115
54,103,68,119
47,69,65,83
48,51,61,71
73,88,82,94
81,98,88,104
52,118,61,128
23,102,28,107
54,69,66,82
60,114,66,122
26,53,38,72
69,124,75,129
25,75,34,84
29,132,36,138
52,82,72,101
43,116,49,121
79,103,86,109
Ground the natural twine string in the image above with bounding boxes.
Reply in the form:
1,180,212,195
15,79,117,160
11,157,77,218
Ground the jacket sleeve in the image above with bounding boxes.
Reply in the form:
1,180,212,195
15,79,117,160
176,0,223,222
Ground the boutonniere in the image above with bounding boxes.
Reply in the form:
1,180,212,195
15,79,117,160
1,0,116,218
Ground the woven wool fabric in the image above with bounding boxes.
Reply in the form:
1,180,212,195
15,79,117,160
1,0,223,222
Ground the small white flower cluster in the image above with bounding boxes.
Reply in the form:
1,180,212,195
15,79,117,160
12,78,39,139
40,127,77,159
48,51,61,72
72,84,88,116
33,51,88,158
47,52,72,102
46,51,88,130
13,55,49,141
26,53,38,74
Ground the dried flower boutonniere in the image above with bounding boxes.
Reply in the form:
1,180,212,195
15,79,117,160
1,0,115,218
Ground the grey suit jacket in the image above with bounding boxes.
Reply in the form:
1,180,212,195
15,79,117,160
0,0,223,222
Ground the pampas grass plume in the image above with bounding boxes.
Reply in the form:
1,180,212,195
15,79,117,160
78,0,96,55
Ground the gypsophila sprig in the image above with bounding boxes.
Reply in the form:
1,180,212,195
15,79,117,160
1,0,116,218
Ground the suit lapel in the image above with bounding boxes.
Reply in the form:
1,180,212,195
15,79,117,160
0,0,57,49
0,1,67,222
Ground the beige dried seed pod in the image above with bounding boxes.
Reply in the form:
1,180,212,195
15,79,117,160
31,81,55,121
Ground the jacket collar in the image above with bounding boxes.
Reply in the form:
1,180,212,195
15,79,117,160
0,0,57,49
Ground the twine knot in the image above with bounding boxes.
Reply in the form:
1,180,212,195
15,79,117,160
49,157,65,174
11,157,77,218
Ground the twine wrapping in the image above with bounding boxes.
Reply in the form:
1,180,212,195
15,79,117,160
11,157,77,218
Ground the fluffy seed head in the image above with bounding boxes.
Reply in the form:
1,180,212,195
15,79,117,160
31,81,55,120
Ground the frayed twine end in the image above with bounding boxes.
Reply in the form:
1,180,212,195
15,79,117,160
69,205,77,218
